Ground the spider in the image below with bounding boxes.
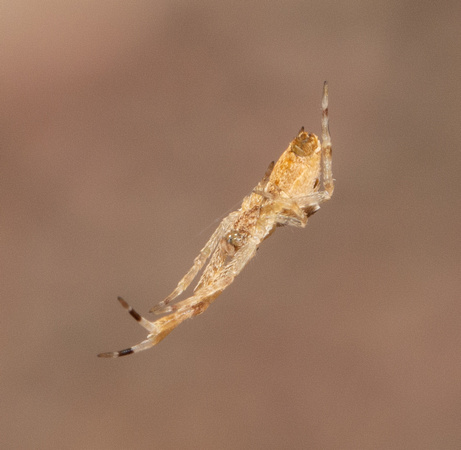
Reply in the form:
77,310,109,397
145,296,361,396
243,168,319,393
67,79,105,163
98,82,333,358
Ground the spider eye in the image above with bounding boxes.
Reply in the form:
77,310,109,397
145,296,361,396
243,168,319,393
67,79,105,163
226,230,244,248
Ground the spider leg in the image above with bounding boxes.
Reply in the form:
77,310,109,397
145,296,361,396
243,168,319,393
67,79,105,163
152,238,229,315
116,296,156,332
150,211,239,314
98,337,158,358
156,236,259,317
321,81,334,199
98,296,196,357
98,283,226,358
98,297,157,358
172,237,260,314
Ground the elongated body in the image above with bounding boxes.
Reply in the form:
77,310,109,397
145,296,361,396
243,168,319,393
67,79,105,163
99,82,333,358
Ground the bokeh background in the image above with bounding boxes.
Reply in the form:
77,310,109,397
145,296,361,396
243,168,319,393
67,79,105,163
2,1,460,448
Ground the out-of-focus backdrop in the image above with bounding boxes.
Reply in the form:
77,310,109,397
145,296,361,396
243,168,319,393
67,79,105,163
1,1,460,448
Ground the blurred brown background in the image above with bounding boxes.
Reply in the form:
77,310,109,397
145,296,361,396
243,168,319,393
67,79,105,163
1,1,460,449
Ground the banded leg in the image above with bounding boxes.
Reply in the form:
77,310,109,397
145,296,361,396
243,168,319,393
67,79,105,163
98,264,238,358
98,297,156,358
98,295,207,358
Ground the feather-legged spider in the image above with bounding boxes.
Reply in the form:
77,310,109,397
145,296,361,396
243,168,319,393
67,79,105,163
99,82,333,358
